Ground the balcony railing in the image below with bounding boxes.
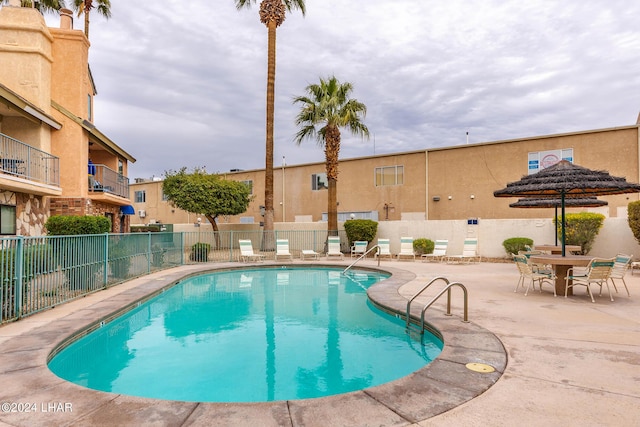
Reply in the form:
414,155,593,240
89,164,129,198
0,133,60,186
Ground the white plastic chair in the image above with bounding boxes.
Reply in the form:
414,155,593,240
275,239,293,261
609,253,631,296
565,258,615,302
375,238,392,260
447,238,480,264
396,237,415,261
351,241,368,258
238,239,265,262
421,239,448,262
513,254,556,296
326,236,344,260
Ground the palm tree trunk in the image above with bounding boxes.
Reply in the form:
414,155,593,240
327,178,338,235
325,126,341,235
263,20,277,248
84,7,90,38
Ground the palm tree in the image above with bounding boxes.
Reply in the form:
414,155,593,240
71,0,111,38
235,0,306,240
293,76,370,234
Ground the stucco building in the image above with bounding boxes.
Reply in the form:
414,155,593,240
130,120,640,227
0,3,135,236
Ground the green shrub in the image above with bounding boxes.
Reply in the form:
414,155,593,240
109,238,132,279
45,215,111,235
555,212,605,255
190,242,211,262
45,215,110,290
343,219,378,247
628,201,640,245
502,237,534,256
413,238,434,255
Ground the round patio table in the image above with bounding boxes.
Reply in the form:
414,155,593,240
534,244,582,255
529,254,593,296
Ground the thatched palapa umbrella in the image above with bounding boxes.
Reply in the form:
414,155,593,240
509,196,608,245
494,160,640,255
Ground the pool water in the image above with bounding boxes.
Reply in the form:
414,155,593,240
48,267,443,402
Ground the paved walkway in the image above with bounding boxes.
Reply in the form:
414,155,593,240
1,260,638,426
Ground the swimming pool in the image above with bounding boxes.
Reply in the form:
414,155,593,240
48,266,443,402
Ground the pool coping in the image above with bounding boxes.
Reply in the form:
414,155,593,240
0,262,506,427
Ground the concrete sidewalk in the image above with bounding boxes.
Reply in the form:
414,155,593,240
0,260,638,426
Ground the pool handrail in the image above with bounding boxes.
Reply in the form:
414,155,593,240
406,276,470,333
343,244,381,273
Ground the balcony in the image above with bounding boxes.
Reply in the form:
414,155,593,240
89,164,129,199
0,133,60,186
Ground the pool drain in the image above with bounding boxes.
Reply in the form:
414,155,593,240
465,362,495,373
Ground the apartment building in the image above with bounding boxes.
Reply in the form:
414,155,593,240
0,3,135,236
130,120,640,227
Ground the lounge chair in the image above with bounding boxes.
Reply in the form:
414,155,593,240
300,249,320,260
351,241,368,258
275,239,293,261
396,237,415,261
513,254,556,296
565,257,615,302
608,253,632,297
326,236,344,260
375,238,392,260
238,239,266,262
446,238,480,264
421,239,448,262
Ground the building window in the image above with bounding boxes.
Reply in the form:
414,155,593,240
375,166,404,186
161,190,169,201
241,180,253,194
0,204,17,235
134,190,146,203
87,94,93,121
118,159,124,175
528,149,573,175
312,173,328,190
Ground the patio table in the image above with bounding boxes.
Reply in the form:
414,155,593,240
529,254,593,296
534,244,582,255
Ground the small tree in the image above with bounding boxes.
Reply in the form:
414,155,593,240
628,201,640,245
163,168,253,234
343,219,377,247
555,212,605,255
502,237,534,256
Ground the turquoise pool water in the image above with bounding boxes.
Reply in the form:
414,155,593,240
48,266,443,402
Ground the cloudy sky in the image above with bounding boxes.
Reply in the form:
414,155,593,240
47,1,640,180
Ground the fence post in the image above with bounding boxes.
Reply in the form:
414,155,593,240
147,232,152,274
180,232,185,265
103,233,109,287
229,230,234,262
15,236,24,319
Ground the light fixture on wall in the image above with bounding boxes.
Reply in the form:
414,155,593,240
448,196,453,200
470,194,475,199
432,196,440,202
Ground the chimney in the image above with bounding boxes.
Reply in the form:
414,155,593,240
59,8,73,29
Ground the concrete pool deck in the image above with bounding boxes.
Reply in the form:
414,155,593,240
1,260,639,426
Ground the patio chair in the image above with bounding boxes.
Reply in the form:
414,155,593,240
565,257,615,302
421,239,448,262
351,241,368,258
446,238,480,264
238,239,266,262
275,239,293,262
396,237,416,261
326,236,344,260
608,253,632,296
374,238,393,260
513,254,556,296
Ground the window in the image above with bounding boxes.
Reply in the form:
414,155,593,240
312,173,328,190
134,190,146,203
375,166,404,186
161,190,169,201
117,159,124,175
241,180,253,194
0,205,17,235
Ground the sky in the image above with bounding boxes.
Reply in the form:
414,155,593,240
45,0,640,180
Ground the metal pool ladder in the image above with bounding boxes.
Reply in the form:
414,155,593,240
343,245,381,274
406,276,469,334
